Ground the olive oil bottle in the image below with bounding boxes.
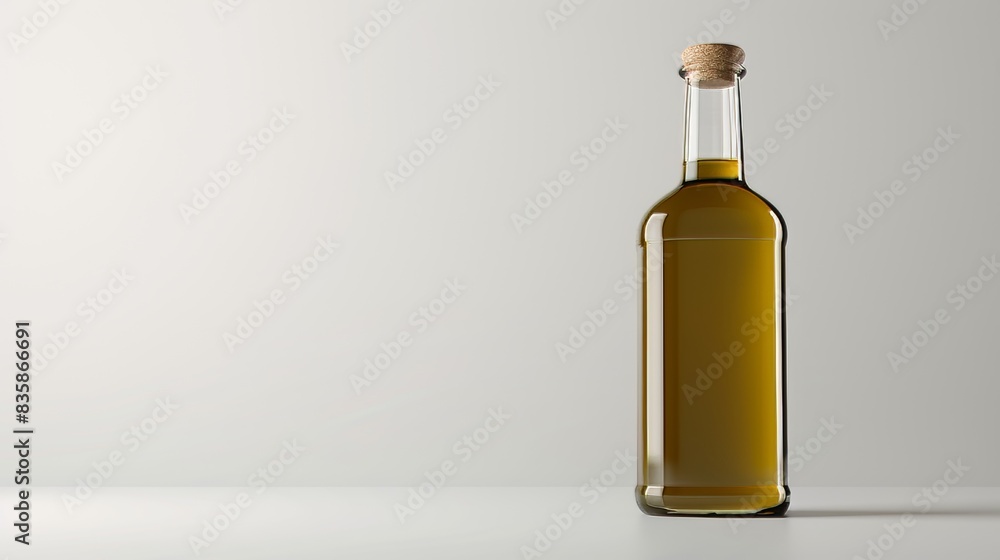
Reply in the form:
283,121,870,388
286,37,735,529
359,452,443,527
636,44,789,516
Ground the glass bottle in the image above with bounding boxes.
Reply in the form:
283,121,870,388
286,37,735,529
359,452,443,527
636,44,789,516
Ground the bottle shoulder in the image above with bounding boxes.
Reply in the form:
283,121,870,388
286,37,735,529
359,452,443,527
639,180,785,244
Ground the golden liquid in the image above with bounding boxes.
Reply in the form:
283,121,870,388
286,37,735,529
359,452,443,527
637,159,788,515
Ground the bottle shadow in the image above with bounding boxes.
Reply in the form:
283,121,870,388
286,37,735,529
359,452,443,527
788,507,1000,518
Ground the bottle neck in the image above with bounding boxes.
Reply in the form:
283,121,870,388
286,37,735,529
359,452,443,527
682,78,744,181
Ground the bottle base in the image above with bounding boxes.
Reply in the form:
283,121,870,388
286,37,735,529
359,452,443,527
635,485,790,517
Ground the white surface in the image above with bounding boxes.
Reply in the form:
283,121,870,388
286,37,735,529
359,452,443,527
10,487,1000,559
0,0,998,494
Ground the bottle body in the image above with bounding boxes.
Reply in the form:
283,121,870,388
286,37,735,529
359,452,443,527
636,45,788,516
636,164,789,515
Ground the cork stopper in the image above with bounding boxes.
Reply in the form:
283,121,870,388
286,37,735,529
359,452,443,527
680,43,746,89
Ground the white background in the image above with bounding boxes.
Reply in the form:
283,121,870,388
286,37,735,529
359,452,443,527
0,0,998,556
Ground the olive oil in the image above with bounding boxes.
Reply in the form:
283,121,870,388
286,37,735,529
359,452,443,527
636,46,789,516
